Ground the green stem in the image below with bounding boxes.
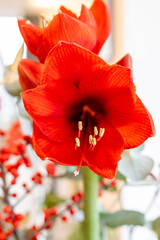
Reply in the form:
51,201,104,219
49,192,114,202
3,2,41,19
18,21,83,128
83,166,100,240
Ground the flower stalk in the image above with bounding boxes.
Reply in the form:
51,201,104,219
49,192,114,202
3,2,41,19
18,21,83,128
83,166,100,240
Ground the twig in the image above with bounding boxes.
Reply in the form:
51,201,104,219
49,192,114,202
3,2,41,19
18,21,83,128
145,185,160,214
0,163,20,240
13,184,37,208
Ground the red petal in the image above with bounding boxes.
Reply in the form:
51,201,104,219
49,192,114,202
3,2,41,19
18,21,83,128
78,63,136,127
79,63,134,94
79,4,97,28
85,123,124,178
21,81,82,143
102,87,136,127
32,122,82,166
118,96,155,149
44,11,97,54
90,0,112,53
18,19,43,60
116,54,133,68
60,6,77,19
18,59,43,90
41,41,107,85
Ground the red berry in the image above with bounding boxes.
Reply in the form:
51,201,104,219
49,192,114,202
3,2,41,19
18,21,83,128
78,192,84,199
49,207,57,216
13,221,19,228
72,194,79,202
43,209,49,222
45,221,53,229
1,147,9,154
110,179,118,188
70,208,76,215
32,225,37,231
0,130,5,136
0,154,9,163
3,205,12,214
11,193,17,198
46,163,56,176
22,183,27,188
6,229,13,236
11,178,16,185
0,232,6,240
62,216,68,222
32,233,39,240
16,214,23,221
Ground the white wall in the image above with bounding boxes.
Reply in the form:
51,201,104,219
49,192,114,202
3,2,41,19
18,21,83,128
122,1,160,239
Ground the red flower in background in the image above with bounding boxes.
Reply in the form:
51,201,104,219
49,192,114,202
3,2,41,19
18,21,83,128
21,42,155,178
17,53,132,91
18,0,111,63
18,59,43,91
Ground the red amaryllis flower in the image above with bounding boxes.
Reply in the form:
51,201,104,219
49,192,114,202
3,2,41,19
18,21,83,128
18,59,43,91
18,53,132,91
21,42,155,178
18,0,111,63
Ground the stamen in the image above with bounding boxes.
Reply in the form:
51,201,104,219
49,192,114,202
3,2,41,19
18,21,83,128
74,170,79,176
94,126,98,136
75,137,80,147
40,14,45,20
99,128,105,137
40,14,48,28
74,157,83,176
89,135,93,144
78,121,83,131
92,138,97,146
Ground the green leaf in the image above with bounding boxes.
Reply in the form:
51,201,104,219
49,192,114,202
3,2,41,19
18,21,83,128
118,150,154,181
101,210,145,228
115,171,126,181
43,193,65,208
152,217,160,239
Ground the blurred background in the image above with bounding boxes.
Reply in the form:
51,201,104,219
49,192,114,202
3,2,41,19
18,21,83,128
0,0,160,239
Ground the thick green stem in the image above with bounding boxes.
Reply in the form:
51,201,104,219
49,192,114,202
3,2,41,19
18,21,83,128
83,166,100,240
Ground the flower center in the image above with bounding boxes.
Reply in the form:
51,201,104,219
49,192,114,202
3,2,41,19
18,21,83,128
81,105,96,119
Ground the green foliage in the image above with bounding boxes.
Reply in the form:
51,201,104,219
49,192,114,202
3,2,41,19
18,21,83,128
115,171,126,182
43,193,65,208
152,217,160,239
101,210,145,228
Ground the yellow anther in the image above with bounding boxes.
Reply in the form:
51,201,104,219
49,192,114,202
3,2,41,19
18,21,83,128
92,138,97,146
94,126,98,136
75,137,80,147
89,135,93,144
99,128,105,137
78,121,83,131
